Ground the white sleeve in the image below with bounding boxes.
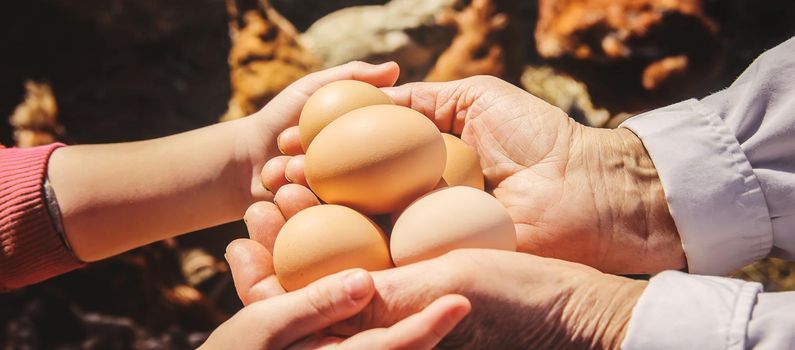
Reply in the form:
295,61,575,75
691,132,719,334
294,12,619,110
622,271,795,349
620,37,795,349
621,36,795,275
621,271,761,350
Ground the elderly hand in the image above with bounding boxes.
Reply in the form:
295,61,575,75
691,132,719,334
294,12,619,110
262,75,684,274
226,231,645,349
201,267,470,350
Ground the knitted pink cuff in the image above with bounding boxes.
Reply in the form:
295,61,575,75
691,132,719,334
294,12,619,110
1,143,83,291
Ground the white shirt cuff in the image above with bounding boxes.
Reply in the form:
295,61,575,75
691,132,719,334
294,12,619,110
747,291,795,348
622,271,761,350
621,100,773,275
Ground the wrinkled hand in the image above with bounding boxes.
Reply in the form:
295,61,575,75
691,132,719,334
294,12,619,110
201,266,470,350
226,228,645,349
263,75,684,274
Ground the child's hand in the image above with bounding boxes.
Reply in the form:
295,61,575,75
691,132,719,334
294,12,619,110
200,267,470,350
238,61,399,201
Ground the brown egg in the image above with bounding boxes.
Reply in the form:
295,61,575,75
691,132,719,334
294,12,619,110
389,133,483,226
390,186,516,266
441,133,485,190
273,205,392,291
299,80,392,151
388,179,448,226
305,105,446,215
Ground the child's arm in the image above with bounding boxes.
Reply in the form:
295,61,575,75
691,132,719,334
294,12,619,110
48,61,399,263
48,118,267,262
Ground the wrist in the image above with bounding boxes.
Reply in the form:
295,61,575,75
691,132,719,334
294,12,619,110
602,278,646,350
579,125,684,273
566,275,646,350
230,114,279,202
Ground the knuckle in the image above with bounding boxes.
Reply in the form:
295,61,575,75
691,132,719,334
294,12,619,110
438,250,480,282
465,75,502,88
440,248,472,261
346,60,367,69
306,282,341,323
464,74,488,83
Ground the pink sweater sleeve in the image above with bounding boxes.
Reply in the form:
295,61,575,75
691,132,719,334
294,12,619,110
1,143,83,291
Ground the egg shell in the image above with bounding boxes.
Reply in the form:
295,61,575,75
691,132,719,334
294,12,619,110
305,105,446,215
388,179,448,226
388,134,483,225
441,133,485,190
299,80,392,151
390,186,517,266
273,204,392,291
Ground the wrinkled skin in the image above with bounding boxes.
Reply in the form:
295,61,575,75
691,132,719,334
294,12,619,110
227,236,645,349
234,69,687,348
263,75,684,274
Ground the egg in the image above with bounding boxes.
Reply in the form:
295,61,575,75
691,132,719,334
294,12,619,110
273,204,392,291
305,105,446,214
387,179,448,226
441,133,485,190
387,134,483,225
299,80,392,151
390,186,516,266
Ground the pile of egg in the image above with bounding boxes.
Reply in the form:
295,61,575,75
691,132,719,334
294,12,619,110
271,80,517,291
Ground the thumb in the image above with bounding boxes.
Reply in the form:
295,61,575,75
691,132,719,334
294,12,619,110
259,268,375,349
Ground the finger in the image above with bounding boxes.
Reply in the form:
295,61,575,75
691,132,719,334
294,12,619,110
338,294,471,350
261,156,291,193
278,126,303,156
244,201,286,250
287,335,343,350
263,61,401,129
284,155,307,186
225,239,285,305
381,82,461,133
274,183,319,219
295,61,400,92
261,269,375,349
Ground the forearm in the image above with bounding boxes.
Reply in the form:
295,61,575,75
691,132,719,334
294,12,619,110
48,117,270,261
411,251,645,350
477,258,645,350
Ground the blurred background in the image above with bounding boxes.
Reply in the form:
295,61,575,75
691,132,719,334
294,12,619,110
1,0,794,348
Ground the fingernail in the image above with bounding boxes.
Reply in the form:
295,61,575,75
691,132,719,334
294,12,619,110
342,270,370,300
276,134,285,154
261,177,272,194
224,242,235,256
